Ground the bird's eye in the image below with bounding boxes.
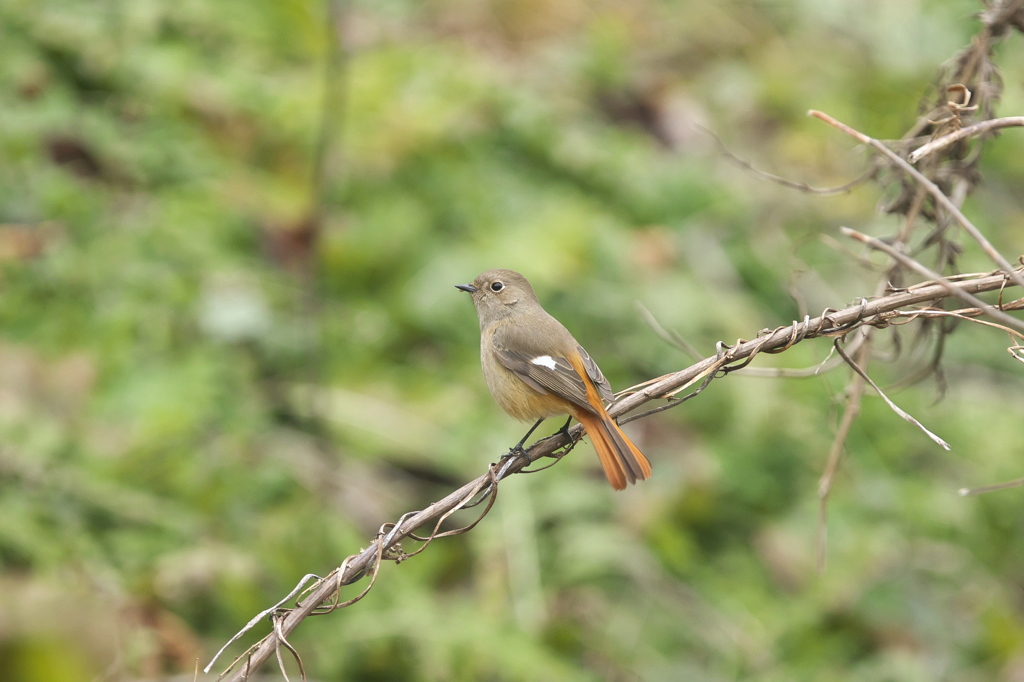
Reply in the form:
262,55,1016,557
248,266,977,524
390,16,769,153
490,281,504,292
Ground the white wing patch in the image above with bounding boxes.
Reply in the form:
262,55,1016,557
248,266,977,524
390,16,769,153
530,355,558,370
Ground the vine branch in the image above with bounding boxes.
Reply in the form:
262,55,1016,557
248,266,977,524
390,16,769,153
210,267,1022,681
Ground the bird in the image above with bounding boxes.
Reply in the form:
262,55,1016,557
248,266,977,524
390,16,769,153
457,268,651,490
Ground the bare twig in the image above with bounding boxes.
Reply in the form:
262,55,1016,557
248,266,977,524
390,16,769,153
832,339,951,450
808,110,1024,294
909,116,1024,162
700,125,877,195
841,227,1024,334
635,301,703,361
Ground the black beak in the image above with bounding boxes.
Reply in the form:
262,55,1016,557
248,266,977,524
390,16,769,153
455,283,478,293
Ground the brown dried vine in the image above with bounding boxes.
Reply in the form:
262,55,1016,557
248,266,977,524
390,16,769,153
208,268,1023,681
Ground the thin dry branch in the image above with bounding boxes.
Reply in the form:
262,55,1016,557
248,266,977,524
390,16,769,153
212,269,1022,681
832,339,951,450
909,116,1024,162
841,227,1024,334
808,109,1024,294
700,124,877,196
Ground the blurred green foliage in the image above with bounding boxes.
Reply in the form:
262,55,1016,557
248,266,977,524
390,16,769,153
1,0,1023,680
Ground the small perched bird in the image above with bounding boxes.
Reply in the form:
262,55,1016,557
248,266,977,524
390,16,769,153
457,268,651,490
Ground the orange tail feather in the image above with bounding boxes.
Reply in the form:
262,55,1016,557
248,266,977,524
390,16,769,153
575,410,652,491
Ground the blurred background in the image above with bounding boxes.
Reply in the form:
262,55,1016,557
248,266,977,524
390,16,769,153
1,0,1023,680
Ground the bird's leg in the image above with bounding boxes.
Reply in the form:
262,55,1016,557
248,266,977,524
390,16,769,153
544,416,579,456
506,418,544,460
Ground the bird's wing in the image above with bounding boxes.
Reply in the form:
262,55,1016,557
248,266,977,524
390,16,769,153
491,338,612,414
576,345,615,403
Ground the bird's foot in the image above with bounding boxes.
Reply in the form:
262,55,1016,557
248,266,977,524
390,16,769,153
503,443,529,461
